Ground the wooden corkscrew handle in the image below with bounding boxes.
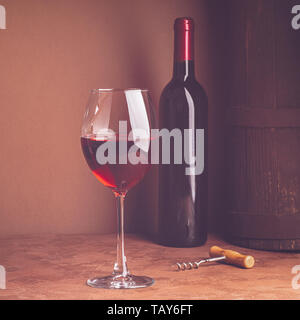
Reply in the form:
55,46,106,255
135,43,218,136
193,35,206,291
209,246,255,269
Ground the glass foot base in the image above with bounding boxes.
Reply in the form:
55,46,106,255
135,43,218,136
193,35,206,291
87,274,154,289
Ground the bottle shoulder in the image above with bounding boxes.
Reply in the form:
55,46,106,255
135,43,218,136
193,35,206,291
159,78,208,111
160,78,207,102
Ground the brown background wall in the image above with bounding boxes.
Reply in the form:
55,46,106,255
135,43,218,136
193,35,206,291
0,0,228,236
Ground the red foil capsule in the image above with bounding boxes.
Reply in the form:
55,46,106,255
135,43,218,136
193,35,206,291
174,17,194,62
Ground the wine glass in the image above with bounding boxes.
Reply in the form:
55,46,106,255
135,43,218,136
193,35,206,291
81,88,155,289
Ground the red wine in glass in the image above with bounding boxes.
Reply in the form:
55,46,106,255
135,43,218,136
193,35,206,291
81,135,151,195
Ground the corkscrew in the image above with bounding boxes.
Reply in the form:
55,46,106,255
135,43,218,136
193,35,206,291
174,246,255,271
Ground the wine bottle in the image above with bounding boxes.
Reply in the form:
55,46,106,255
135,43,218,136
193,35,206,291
158,17,208,247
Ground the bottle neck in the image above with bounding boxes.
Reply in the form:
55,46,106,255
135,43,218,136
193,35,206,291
173,60,195,80
173,18,195,80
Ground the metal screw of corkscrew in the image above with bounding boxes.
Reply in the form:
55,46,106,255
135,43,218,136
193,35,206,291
175,256,226,271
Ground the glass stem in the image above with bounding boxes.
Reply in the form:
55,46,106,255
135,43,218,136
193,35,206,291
113,193,130,278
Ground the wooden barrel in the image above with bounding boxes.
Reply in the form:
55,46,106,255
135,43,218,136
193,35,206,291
226,0,300,251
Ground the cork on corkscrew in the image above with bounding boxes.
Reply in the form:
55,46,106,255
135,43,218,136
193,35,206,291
174,245,255,271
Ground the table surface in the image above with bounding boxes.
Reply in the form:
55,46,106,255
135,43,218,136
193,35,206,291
0,233,299,300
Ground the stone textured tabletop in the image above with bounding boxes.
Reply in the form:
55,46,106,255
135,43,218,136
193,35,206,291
0,233,299,300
